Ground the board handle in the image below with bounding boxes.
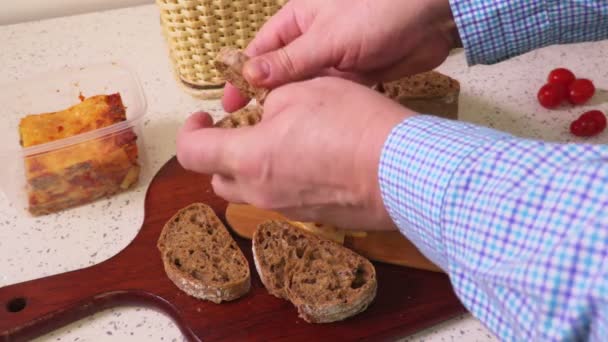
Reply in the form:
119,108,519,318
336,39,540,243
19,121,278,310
0,262,114,341
0,258,171,342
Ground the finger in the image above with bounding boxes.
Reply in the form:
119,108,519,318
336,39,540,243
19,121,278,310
179,111,214,133
243,32,332,89
211,174,246,204
222,82,251,113
222,3,305,112
244,1,304,56
176,117,244,175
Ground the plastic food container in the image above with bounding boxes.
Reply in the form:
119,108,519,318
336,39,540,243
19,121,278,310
0,63,147,216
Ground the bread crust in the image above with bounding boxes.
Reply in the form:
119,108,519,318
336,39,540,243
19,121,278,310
157,203,251,304
162,261,250,303
252,220,377,323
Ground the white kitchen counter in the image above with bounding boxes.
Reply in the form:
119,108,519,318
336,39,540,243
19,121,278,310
2,4,606,342
0,0,153,25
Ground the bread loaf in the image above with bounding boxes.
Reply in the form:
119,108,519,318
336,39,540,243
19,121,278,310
375,71,460,120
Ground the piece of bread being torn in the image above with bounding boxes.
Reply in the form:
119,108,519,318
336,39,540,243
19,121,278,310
375,71,460,120
214,48,269,104
157,203,251,304
214,105,262,128
252,220,377,323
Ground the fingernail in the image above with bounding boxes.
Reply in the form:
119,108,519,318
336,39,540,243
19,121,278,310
244,58,270,83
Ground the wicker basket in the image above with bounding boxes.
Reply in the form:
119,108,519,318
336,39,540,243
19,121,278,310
157,0,288,99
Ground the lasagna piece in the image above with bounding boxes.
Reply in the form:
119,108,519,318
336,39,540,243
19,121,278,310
19,94,140,215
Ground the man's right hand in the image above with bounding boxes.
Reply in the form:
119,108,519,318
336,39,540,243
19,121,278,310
223,0,460,112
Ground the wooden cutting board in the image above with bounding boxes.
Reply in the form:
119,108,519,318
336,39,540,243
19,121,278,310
0,157,465,342
225,204,443,273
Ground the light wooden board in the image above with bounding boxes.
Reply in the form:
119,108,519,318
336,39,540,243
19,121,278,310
225,203,443,273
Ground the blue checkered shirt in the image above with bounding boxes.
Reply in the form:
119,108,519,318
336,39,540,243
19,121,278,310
379,1,608,341
450,0,608,65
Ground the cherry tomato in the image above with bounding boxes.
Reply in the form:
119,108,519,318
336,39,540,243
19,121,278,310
581,110,607,130
538,83,567,108
568,79,595,105
548,68,576,87
570,119,597,137
570,110,606,137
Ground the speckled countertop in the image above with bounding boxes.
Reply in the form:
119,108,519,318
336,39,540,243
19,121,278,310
1,4,607,342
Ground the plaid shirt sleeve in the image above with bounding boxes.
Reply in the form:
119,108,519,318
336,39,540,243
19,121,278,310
379,115,608,341
449,0,608,65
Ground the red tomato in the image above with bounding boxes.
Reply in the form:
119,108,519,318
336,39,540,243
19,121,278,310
570,110,606,137
568,79,595,105
548,68,576,87
538,83,567,108
570,119,597,137
581,110,607,130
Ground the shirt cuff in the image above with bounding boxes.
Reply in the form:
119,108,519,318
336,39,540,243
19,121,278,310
449,0,553,65
378,115,510,269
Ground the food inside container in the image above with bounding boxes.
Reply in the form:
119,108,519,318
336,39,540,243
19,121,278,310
0,63,147,216
19,94,141,215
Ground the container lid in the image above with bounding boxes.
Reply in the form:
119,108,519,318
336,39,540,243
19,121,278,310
0,62,147,157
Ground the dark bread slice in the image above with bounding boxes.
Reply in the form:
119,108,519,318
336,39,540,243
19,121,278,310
377,70,460,98
214,105,262,128
214,48,269,104
375,71,460,120
252,220,377,323
157,203,251,303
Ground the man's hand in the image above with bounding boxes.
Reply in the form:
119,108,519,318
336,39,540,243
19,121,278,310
223,0,459,112
178,77,415,231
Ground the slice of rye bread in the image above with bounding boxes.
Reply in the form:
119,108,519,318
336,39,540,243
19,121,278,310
375,71,460,120
214,105,262,128
157,203,251,303
252,220,377,323
214,48,269,105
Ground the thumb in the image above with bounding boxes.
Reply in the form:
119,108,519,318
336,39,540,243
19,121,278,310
176,112,242,176
180,111,214,133
243,33,332,88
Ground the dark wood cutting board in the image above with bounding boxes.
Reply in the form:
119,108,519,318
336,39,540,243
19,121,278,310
0,157,466,342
